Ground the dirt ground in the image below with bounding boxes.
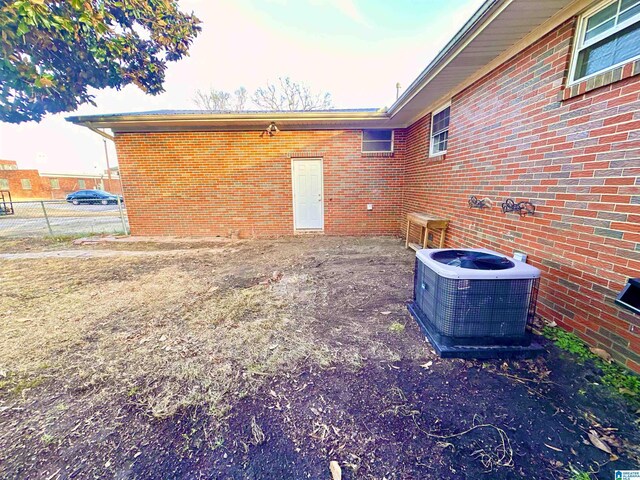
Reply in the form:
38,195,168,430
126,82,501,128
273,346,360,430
0,236,638,479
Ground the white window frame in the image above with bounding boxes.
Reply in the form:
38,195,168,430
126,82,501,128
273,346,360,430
0,178,9,190
361,129,394,153
568,0,640,85
77,179,86,189
429,102,451,157
50,178,60,189
21,178,32,190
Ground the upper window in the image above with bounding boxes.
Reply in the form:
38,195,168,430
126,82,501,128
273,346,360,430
50,178,60,189
78,179,86,189
0,178,9,190
571,0,640,83
21,179,31,190
362,130,393,153
430,104,450,157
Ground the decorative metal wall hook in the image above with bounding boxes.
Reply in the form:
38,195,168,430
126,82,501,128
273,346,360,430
468,196,492,209
502,198,535,217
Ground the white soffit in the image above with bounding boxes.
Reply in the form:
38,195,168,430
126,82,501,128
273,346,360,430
389,0,574,127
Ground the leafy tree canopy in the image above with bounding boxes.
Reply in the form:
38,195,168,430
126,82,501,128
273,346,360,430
0,0,201,123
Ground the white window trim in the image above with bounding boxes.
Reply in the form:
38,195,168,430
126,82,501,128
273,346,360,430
429,102,451,158
361,130,394,153
568,0,640,85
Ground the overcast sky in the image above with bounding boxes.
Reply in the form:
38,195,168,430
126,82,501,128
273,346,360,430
0,0,483,175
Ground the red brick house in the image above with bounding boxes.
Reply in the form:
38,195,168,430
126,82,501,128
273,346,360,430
70,0,640,371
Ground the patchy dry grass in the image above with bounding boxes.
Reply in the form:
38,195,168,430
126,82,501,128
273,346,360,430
0,259,332,420
0,235,84,253
1,236,639,479
0,237,409,425
0,236,423,477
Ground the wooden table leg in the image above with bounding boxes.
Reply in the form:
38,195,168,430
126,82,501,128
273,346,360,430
405,219,411,249
423,226,429,249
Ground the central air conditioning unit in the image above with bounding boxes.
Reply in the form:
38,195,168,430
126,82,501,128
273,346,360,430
408,248,543,358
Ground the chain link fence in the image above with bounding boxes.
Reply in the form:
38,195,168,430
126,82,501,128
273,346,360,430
0,199,129,238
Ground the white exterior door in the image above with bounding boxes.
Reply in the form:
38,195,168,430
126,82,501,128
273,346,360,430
292,159,324,230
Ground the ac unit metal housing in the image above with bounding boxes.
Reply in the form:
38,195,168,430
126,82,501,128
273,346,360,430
408,248,544,358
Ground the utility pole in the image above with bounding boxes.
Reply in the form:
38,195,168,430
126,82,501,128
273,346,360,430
396,82,401,100
103,139,112,190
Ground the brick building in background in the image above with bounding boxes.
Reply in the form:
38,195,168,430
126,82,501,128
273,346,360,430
0,159,18,170
0,159,122,199
70,0,640,371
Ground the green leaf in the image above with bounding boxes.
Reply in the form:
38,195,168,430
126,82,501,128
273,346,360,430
16,22,29,36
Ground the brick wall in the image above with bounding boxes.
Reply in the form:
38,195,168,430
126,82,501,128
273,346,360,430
102,178,123,196
44,176,123,199
402,19,640,372
0,169,51,199
114,130,405,237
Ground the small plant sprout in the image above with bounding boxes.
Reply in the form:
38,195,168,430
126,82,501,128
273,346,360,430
569,465,591,480
389,321,405,333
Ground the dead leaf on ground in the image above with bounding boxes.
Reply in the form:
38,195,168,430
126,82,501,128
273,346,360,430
619,387,636,397
544,443,562,452
329,461,342,480
588,430,612,454
589,347,613,363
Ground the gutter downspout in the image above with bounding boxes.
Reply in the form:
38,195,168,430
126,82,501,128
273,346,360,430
85,123,115,141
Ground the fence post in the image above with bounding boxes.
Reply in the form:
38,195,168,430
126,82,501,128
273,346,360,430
40,201,53,236
116,196,128,235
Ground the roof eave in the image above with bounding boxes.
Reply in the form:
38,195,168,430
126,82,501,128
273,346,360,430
387,0,505,118
67,110,393,132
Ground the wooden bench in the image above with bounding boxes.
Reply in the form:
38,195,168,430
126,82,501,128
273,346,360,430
405,213,449,251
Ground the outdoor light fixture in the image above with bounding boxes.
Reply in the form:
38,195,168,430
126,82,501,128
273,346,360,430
263,122,279,136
